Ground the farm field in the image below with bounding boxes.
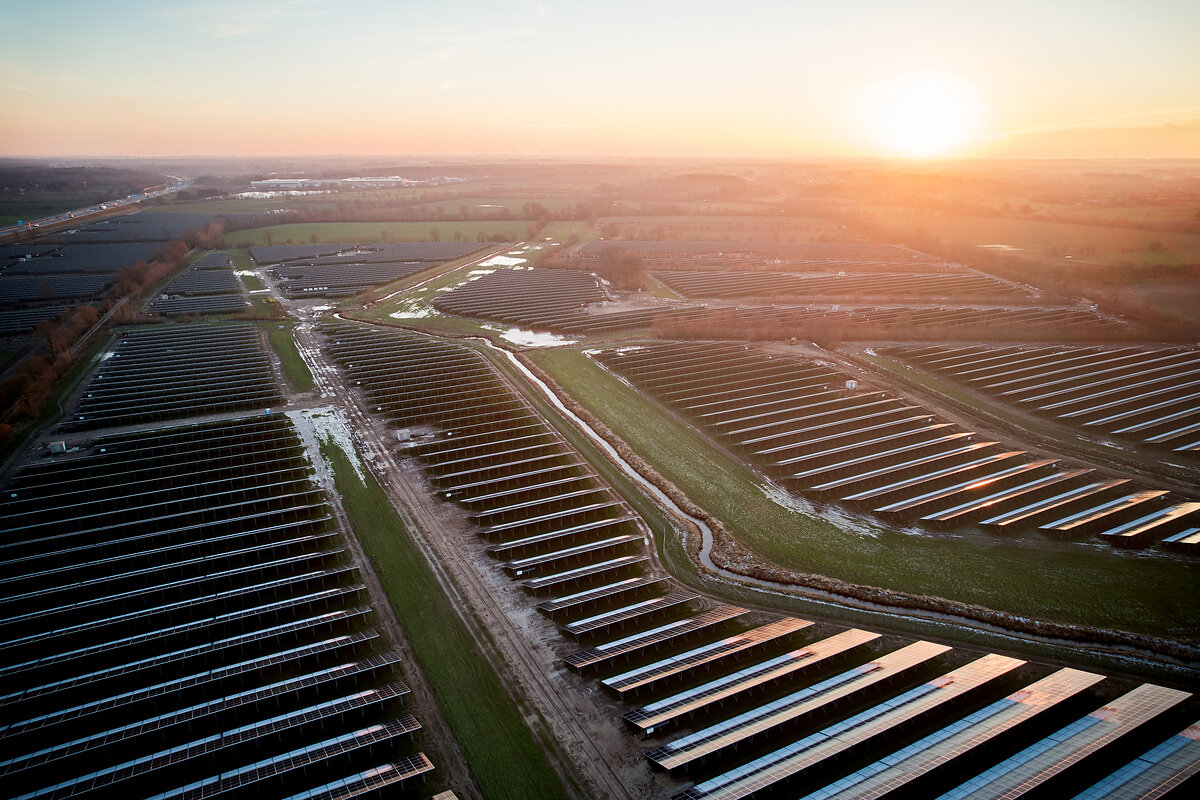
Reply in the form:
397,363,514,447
595,214,840,241
221,220,538,247
1031,202,1200,228
863,206,1200,267
531,347,1200,639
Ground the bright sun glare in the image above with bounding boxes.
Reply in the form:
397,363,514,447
858,73,985,157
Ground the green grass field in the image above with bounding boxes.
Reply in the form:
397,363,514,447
222,249,255,271
261,323,313,393
419,196,581,214
320,439,570,800
221,221,537,248
240,272,265,291
531,348,1200,639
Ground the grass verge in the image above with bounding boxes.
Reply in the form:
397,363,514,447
530,348,1200,639
240,272,265,291
260,323,313,393
320,438,570,800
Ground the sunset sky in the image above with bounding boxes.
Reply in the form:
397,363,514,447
2,0,1197,159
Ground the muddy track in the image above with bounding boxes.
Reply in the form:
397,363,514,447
294,320,648,800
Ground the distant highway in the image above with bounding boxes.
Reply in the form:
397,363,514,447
0,174,191,240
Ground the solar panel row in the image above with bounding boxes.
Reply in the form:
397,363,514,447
0,411,434,798
63,324,282,429
595,342,1197,549
432,267,1118,339
888,344,1200,461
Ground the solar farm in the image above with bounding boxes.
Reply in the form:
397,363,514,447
145,256,247,317
312,319,1200,799
653,269,1030,302
0,242,161,335
882,344,1200,460
63,324,281,429
430,266,1123,339
2,200,1198,798
251,242,484,298
0,318,441,798
592,342,1200,549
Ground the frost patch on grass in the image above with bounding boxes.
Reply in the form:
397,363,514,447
477,255,526,268
388,295,436,319
391,307,434,319
288,407,366,485
759,481,882,539
501,328,577,347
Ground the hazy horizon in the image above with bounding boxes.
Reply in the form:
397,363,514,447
3,0,1198,160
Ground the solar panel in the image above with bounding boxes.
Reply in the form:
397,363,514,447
937,684,1192,800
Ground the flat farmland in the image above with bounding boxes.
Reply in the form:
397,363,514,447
1029,202,1200,228
419,196,583,214
160,196,351,215
864,206,1200,267
531,347,1200,639
595,215,840,241
221,221,536,247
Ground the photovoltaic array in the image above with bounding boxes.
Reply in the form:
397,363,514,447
320,320,1199,800
0,405,436,796
595,342,1200,549
63,324,281,430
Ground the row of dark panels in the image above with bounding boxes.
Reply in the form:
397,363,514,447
0,413,439,799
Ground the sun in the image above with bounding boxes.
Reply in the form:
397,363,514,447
857,73,984,157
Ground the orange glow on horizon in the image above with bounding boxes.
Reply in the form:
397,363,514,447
855,74,986,158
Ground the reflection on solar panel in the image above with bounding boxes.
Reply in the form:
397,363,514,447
625,628,879,736
798,667,1106,800
279,755,435,800
1072,719,1200,800
565,590,700,638
671,653,1024,799
602,617,811,697
937,683,1191,800
564,605,747,671
650,640,954,774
